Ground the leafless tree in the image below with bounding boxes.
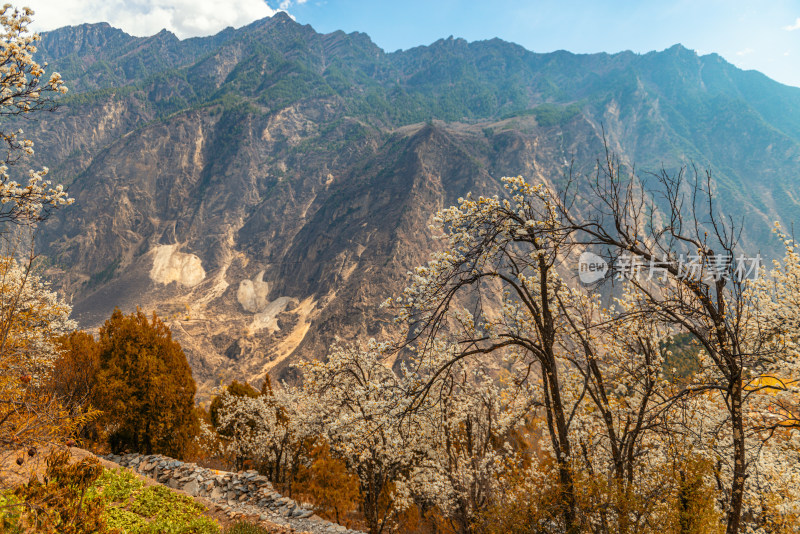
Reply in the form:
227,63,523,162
554,148,776,534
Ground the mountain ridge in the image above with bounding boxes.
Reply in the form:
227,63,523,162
17,15,800,396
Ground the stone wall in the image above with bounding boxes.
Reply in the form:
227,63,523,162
102,452,362,533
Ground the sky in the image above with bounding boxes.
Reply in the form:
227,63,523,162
22,0,800,88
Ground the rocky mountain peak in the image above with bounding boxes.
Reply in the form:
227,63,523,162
22,18,800,398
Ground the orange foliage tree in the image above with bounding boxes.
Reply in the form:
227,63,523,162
50,332,100,414
93,308,198,458
292,440,359,527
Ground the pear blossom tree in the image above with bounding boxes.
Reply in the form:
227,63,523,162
703,225,800,530
302,341,420,534
556,283,694,532
0,256,85,489
746,224,800,432
385,159,800,532
0,3,79,490
0,255,77,444
387,176,583,532
387,174,697,532
396,341,537,533
0,4,70,226
552,152,789,534
201,381,311,486
299,339,539,533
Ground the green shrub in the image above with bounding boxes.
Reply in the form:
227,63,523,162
90,466,219,533
224,521,273,534
104,507,149,532
90,468,145,503
145,513,219,534
130,485,204,518
0,491,23,533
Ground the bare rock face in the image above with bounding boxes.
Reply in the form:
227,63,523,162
24,17,800,399
237,272,271,314
151,245,206,288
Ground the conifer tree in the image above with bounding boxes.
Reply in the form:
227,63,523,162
93,308,198,458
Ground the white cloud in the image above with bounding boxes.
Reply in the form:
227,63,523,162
784,17,800,31
736,47,754,56
25,0,286,39
279,0,306,10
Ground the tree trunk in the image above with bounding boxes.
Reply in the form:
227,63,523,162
546,359,578,533
726,379,745,534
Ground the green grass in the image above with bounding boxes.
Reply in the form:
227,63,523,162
92,467,220,534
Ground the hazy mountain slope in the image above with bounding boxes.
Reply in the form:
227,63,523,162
18,14,800,396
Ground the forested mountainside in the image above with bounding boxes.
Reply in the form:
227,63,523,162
20,12,800,394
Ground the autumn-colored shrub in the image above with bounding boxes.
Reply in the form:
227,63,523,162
93,308,199,459
12,448,108,533
48,330,104,447
292,440,359,526
671,458,723,534
51,331,101,410
476,454,566,534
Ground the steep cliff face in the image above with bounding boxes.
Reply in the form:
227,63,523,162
23,15,800,396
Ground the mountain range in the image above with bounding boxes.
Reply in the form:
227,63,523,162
17,12,800,397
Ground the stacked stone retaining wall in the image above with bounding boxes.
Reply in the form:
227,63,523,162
102,453,362,533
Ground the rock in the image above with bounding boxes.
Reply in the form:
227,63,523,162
182,479,199,495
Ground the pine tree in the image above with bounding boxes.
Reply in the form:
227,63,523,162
93,308,198,458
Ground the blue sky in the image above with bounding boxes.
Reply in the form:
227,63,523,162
26,0,800,87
